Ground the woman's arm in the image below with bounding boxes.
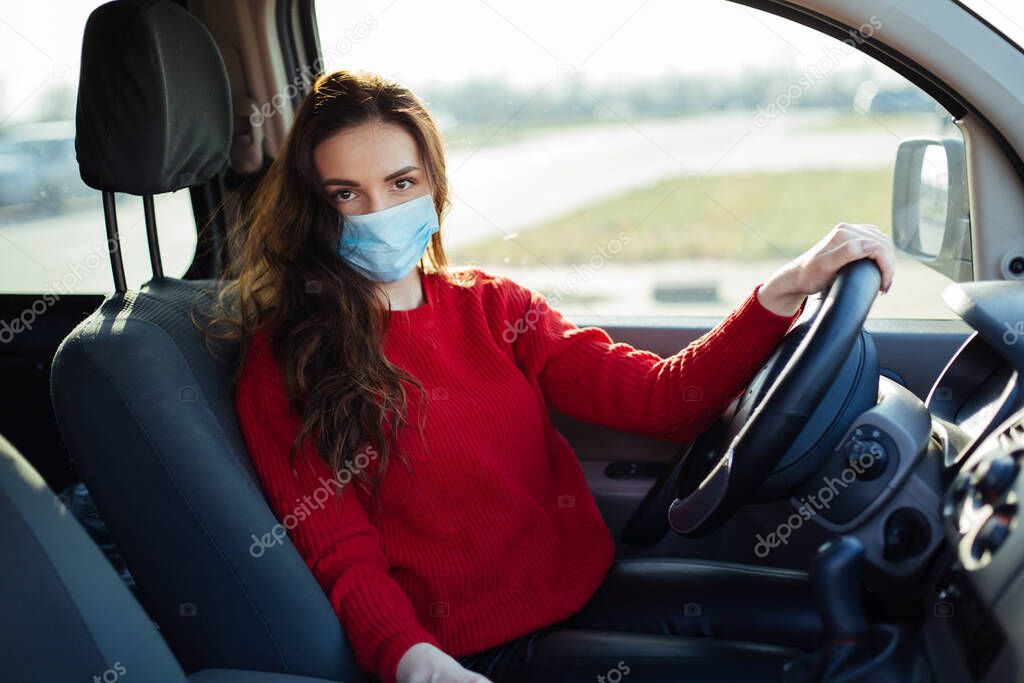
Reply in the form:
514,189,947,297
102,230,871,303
504,279,803,441
236,332,442,683
501,223,895,442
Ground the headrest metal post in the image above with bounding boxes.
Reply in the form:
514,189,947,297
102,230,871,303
102,190,127,293
142,194,164,280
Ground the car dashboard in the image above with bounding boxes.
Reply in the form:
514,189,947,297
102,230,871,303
919,281,1024,682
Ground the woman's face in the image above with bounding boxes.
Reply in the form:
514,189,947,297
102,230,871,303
314,120,432,217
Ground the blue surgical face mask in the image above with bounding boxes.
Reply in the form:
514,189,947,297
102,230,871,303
336,193,440,283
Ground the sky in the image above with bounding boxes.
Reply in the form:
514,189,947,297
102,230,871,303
962,0,1024,47
314,0,874,88
0,0,1022,125
314,0,1024,89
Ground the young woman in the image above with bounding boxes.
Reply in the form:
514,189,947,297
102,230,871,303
208,69,895,683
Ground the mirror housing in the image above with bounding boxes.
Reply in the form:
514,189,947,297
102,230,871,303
892,136,972,282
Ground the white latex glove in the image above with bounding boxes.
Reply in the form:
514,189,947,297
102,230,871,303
395,642,495,683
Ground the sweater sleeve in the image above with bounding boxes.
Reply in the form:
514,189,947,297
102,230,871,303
235,332,441,683
499,277,804,442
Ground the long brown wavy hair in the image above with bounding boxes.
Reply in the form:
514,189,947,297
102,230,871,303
195,69,472,503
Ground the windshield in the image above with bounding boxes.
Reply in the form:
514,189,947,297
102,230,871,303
958,0,1024,50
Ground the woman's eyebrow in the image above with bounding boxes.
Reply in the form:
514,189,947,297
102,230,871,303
322,165,420,188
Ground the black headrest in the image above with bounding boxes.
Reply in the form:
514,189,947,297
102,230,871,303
75,0,232,195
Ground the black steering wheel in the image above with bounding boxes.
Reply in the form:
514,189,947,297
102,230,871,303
622,258,882,541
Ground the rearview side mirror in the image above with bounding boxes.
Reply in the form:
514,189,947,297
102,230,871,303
892,136,972,282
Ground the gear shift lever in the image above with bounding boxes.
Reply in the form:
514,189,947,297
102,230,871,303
811,536,867,643
785,536,920,683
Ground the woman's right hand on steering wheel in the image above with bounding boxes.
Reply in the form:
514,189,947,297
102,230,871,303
758,222,896,316
396,642,495,683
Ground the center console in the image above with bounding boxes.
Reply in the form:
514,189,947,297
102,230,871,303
784,281,1024,682
927,406,1024,682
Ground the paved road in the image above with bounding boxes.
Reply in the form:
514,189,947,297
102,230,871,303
442,110,938,247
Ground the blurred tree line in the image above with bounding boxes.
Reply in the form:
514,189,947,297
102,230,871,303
416,67,937,131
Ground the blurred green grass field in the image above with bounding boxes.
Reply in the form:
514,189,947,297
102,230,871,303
454,166,894,265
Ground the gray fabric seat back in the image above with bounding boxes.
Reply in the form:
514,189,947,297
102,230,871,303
0,431,189,683
51,1,362,679
52,279,359,679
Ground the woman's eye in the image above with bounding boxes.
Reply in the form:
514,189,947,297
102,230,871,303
394,177,415,191
332,189,355,202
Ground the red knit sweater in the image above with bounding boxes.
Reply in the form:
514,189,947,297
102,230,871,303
234,267,803,683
